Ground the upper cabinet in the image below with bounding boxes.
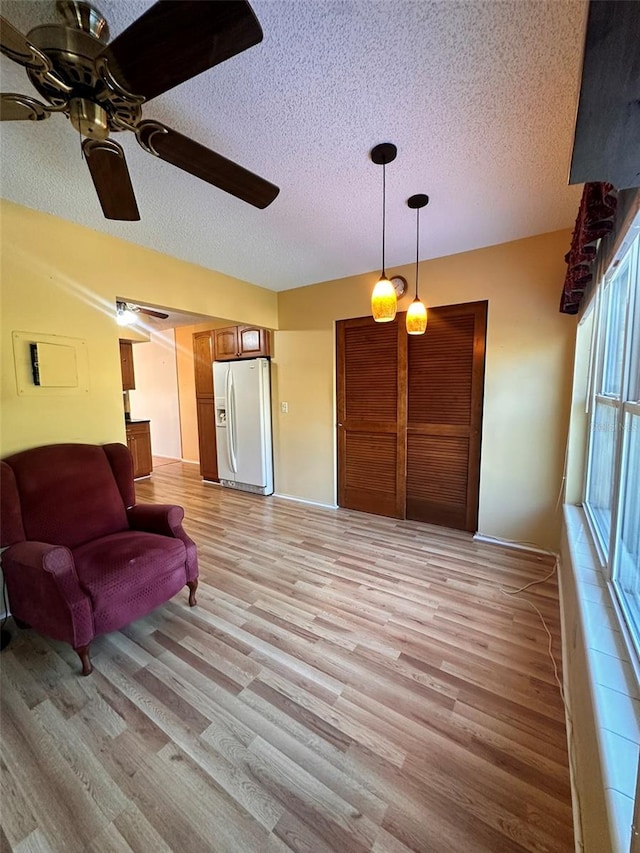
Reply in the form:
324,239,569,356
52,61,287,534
193,331,214,396
213,325,271,361
119,340,135,390
213,326,239,361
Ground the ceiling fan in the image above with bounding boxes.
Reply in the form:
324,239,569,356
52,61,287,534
116,300,169,324
0,0,280,220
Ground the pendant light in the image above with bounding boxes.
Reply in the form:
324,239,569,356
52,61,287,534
406,193,429,335
370,143,397,322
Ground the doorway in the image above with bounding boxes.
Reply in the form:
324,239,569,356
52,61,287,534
336,301,487,531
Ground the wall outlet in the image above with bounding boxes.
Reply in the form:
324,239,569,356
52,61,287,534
280,401,288,413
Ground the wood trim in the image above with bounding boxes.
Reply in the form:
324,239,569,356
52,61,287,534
336,319,347,506
466,301,488,531
395,315,408,519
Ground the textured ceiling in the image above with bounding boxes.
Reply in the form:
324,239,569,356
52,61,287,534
118,300,215,332
0,0,586,291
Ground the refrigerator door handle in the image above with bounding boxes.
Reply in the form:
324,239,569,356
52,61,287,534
227,366,238,473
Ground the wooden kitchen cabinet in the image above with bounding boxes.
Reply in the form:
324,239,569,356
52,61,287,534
213,326,239,362
193,331,214,396
126,420,152,479
196,398,217,481
213,325,270,361
192,331,218,481
119,340,135,390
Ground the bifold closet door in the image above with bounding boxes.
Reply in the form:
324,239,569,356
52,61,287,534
337,301,487,531
406,301,487,531
336,316,407,518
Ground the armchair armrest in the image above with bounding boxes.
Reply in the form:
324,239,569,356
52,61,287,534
127,504,198,582
2,541,94,648
127,504,185,537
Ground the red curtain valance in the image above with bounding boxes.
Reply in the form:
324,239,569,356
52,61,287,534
560,182,617,315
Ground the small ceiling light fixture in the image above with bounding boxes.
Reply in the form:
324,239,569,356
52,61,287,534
370,142,398,322
116,301,137,326
406,193,429,335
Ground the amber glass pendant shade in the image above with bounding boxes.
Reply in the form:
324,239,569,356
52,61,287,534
371,276,397,322
406,296,427,334
405,193,429,336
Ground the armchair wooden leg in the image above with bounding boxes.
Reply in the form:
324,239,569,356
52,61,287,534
187,579,198,607
75,644,93,676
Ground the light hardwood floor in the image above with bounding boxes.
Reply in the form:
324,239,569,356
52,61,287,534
1,462,574,853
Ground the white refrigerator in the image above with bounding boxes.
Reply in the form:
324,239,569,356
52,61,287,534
213,358,273,495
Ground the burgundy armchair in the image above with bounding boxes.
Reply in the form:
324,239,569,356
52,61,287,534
0,442,198,675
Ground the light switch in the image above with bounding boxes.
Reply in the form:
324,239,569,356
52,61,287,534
280,401,288,413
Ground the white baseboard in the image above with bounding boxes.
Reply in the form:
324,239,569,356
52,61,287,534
273,492,337,510
473,532,557,557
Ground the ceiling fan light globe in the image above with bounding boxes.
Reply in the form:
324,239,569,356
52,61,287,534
406,298,427,335
69,97,109,139
371,276,397,322
116,306,136,326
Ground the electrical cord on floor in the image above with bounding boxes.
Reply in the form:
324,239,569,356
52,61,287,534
1,579,11,651
499,558,585,851
500,560,567,705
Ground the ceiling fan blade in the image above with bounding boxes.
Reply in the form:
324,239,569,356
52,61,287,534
139,308,170,320
0,16,70,91
97,1,263,103
136,120,279,209
83,138,140,221
1,93,51,121
1,15,45,67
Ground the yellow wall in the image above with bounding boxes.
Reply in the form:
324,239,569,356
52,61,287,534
1,199,575,550
271,330,335,502
276,229,577,550
0,200,278,457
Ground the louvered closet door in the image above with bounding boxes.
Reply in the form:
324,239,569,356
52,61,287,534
336,317,406,517
406,301,487,531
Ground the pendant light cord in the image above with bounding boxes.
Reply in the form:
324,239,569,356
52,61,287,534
415,206,420,299
381,160,386,276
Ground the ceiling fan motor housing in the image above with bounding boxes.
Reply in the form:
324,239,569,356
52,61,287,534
24,2,141,135
56,0,110,42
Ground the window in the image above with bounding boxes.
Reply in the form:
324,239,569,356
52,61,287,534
584,220,640,646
